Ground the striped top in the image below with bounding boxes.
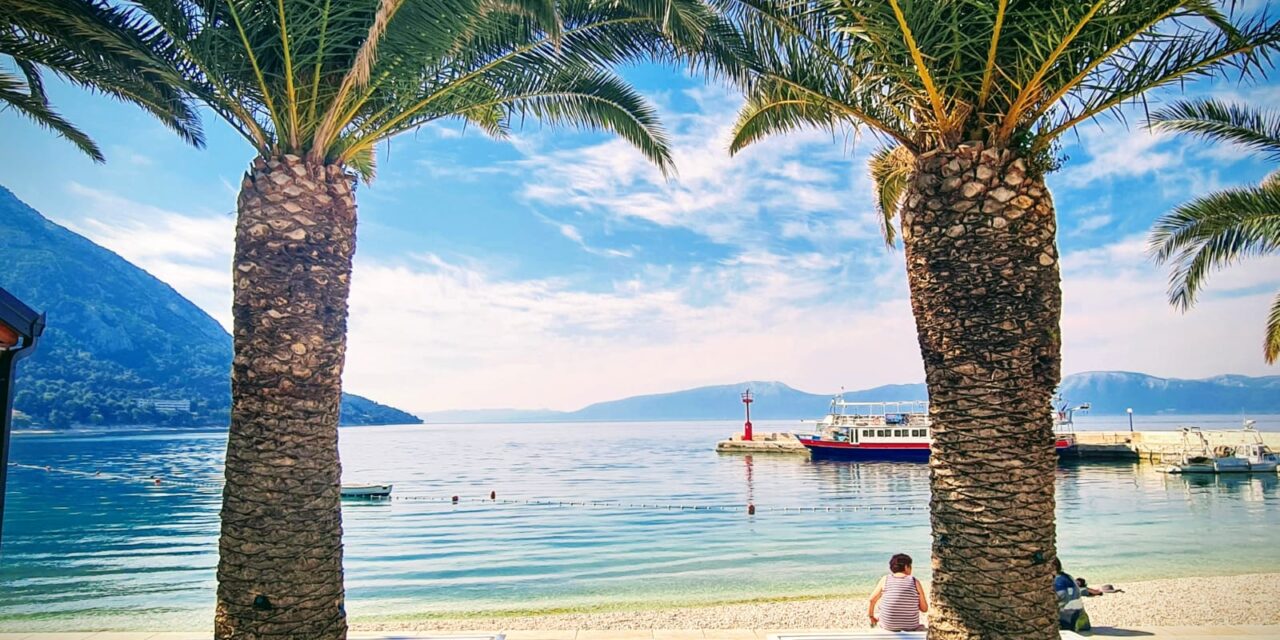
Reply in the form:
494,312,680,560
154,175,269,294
877,574,922,632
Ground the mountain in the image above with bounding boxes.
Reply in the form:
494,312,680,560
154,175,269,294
0,186,420,428
422,373,1280,423
1058,371,1280,415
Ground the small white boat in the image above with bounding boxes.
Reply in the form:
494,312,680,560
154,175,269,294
1165,427,1218,474
1233,421,1280,472
341,483,392,498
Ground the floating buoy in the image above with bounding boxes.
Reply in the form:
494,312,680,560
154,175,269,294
490,490,496,500
451,495,459,504
747,503,756,515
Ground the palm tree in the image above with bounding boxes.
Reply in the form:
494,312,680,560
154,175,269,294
1149,100,1280,364
129,0,728,636
1,0,202,161
721,1,1280,637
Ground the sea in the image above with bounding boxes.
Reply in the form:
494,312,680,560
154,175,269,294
2,415,1279,631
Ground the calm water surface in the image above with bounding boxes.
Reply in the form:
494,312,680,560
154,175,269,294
3,417,1280,630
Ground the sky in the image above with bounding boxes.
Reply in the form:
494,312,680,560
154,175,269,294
2,64,1278,415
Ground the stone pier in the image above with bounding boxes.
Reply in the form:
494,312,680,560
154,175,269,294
715,432,807,454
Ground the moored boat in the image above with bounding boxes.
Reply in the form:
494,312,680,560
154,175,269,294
341,483,393,498
1165,427,1228,474
797,396,1083,462
1164,424,1278,474
1233,421,1280,472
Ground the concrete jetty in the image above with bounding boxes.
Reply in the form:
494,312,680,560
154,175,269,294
1070,430,1280,463
715,430,1280,462
715,432,807,454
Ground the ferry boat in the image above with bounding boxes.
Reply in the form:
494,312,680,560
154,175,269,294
797,396,1084,462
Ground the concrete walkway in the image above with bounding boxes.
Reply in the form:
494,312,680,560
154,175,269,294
1,628,1278,640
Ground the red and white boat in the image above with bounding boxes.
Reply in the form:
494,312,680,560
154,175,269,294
798,396,1087,462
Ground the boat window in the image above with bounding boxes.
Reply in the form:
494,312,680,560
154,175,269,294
877,429,888,437
862,429,873,438
892,429,902,437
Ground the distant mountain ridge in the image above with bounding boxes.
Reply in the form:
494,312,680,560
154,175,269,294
422,373,1280,423
0,186,420,428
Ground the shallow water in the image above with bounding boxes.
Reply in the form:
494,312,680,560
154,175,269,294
2,418,1279,630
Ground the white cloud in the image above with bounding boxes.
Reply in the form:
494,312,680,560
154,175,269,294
1060,235,1280,379
1069,214,1113,236
1060,126,1177,187
514,83,873,249
342,249,921,413
60,182,235,330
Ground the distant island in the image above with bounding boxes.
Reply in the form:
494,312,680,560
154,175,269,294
421,373,1280,423
0,186,420,429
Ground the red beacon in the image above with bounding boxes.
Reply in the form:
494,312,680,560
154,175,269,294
741,389,753,441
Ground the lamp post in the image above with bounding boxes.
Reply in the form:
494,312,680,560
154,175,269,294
741,389,753,442
0,286,45,545
1127,408,1134,433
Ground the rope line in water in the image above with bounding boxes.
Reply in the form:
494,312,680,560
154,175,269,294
7,462,929,515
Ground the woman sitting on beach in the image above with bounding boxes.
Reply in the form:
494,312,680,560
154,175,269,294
868,553,928,632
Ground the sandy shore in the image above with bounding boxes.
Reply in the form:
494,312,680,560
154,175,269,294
352,573,1280,631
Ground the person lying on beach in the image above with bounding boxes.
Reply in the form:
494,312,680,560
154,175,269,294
868,553,928,632
1076,577,1123,597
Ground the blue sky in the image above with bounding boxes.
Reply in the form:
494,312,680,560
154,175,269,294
2,64,1278,414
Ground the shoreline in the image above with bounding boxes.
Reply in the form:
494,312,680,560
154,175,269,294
3,573,1278,633
350,573,1280,631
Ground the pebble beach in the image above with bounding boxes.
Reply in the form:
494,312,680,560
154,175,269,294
353,573,1280,632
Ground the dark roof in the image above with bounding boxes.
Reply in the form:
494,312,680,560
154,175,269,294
0,286,44,340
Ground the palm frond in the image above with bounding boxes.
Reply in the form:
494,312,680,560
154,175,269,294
1149,99,1280,163
1148,185,1280,309
1,0,204,158
729,84,843,155
1266,292,1280,364
868,144,914,248
134,0,702,177
0,69,103,160
719,0,1280,155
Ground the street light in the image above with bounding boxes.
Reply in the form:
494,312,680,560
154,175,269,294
0,286,45,544
1126,407,1134,433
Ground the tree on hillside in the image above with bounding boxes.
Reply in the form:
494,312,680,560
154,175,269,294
1148,99,1280,363
1,0,201,160
721,1,1280,637
124,0,733,637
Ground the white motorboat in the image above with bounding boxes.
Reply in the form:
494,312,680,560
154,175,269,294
1233,421,1280,472
1164,425,1277,474
341,483,393,498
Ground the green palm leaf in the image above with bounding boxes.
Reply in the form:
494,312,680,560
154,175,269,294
1149,100,1280,363
721,0,1280,156
1150,185,1280,309
1268,293,1280,364
1150,99,1280,163
1,0,204,159
132,0,728,176
868,144,914,248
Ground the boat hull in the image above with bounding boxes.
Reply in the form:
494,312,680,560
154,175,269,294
801,440,1075,462
341,484,393,498
803,441,931,462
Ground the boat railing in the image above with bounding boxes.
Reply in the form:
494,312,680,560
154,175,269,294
828,398,929,418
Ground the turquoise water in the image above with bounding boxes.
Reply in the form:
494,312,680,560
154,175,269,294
3,418,1280,631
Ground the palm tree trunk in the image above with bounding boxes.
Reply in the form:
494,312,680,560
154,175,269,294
215,154,356,640
900,144,1061,640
